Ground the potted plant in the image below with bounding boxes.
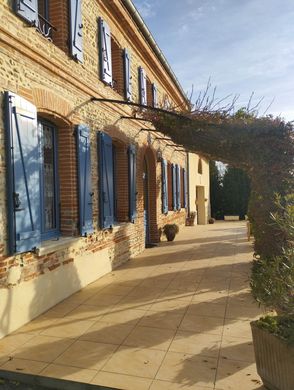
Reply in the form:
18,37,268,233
163,223,179,241
186,211,196,226
250,195,294,390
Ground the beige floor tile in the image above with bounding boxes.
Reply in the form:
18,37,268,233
100,284,136,296
223,320,252,340
215,359,263,389
12,315,58,335
55,340,117,370
139,310,184,330
156,351,217,387
100,308,146,325
84,293,123,306
192,289,228,302
13,335,74,362
113,296,155,311
123,325,176,350
150,298,190,312
127,286,163,299
102,346,166,378
186,302,227,318
91,371,152,390
159,289,194,302
41,363,97,383
63,304,108,321
0,333,35,355
169,330,221,357
1,358,48,375
80,321,135,345
40,318,94,339
45,301,80,317
180,314,224,335
150,380,214,389
225,303,264,320
220,337,255,362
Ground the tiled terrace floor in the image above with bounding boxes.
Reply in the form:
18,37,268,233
0,222,267,389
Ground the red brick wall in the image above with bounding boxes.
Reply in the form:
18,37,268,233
50,0,69,54
111,37,124,97
58,126,79,236
113,141,129,222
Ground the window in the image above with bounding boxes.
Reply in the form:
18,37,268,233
181,168,187,208
138,67,147,106
152,83,158,108
111,38,124,96
98,132,137,229
167,163,173,211
14,1,83,61
5,91,91,254
99,17,112,85
38,119,59,239
162,159,168,214
146,76,152,106
123,49,132,101
198,158,203,174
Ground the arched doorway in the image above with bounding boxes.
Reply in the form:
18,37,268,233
143,157,149,246
142,148,158,247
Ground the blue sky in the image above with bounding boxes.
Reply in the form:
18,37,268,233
133,0,294,120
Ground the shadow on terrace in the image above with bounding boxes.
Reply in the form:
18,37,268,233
0,222,266,389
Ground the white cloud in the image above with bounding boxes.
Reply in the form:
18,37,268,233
136,1,156,19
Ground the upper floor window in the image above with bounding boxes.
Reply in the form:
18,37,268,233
138,67,147,106
14,0,83,62
111,37,124,97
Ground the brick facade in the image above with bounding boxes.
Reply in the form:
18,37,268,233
0,0,192,336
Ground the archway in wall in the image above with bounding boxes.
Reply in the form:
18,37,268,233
143,147,158,246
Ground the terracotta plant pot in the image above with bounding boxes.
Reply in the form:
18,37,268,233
163,224,179,242
166,232,176,241
251,321,294,390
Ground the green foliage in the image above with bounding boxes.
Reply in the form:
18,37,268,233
222,166,251,218
209,161,223,219
250,195,294,315
256,315,294,344
163,224,179,235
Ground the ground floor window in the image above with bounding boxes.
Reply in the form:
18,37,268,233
38,120,59,239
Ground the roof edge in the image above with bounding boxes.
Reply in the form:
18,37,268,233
121,0,190,106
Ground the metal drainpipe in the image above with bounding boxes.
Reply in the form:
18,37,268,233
121,0,189,106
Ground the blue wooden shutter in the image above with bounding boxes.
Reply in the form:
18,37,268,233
172,163,177,211
176,164,181,210
138,67,147,106
183,168,188,208
128,145,137,223
5,92,41,254
76,125,93,236
99,18,112,85
15,0,38,25
152,83,158,108
98,132,114,229
69,0,83,63
123,49,132,101
162,159,168,214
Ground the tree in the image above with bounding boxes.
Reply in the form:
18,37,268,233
222,166,251,218
141,104,293,258
209,161,223,219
